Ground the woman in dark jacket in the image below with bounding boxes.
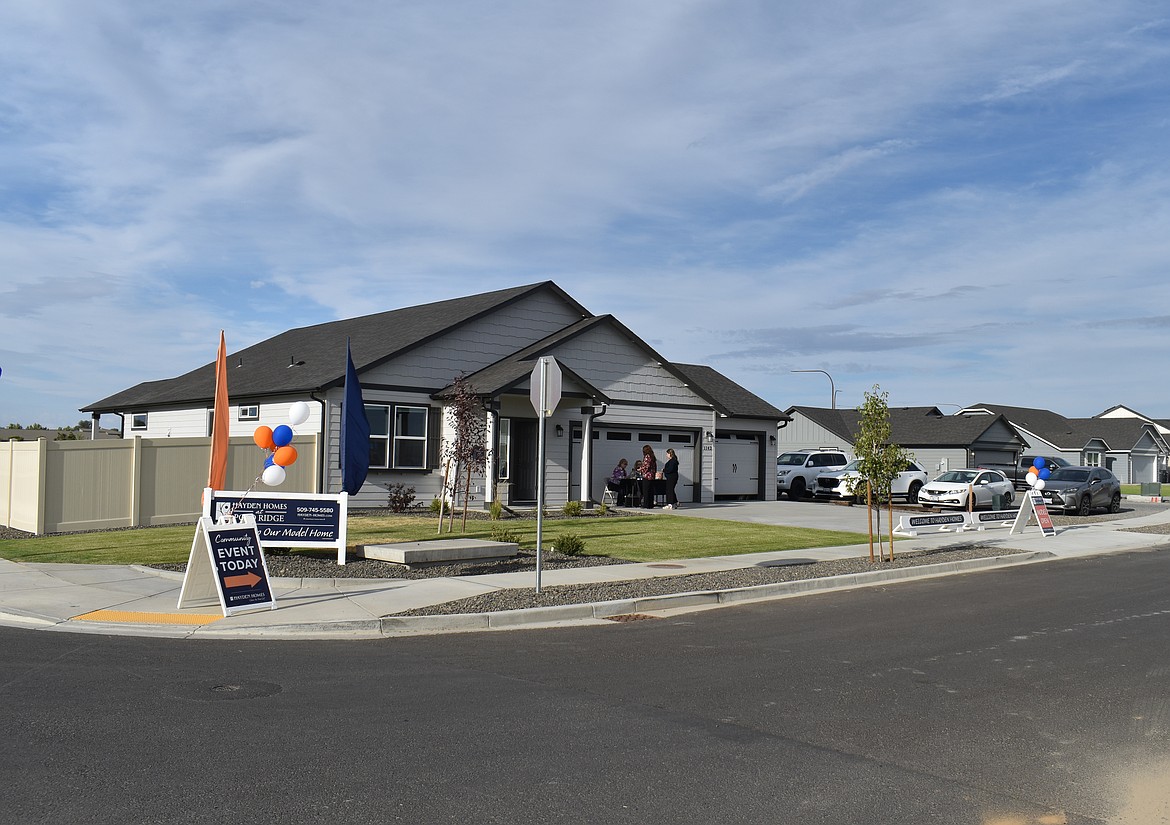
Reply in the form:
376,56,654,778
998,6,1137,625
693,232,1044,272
662,448,680,509
639,444,658,509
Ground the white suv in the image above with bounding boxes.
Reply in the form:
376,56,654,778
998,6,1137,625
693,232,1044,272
776,449,849,499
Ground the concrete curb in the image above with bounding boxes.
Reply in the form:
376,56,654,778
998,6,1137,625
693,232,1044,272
369,550,1057,638
0,550,1058,639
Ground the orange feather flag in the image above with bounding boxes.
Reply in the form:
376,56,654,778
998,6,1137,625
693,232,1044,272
207,331,230,490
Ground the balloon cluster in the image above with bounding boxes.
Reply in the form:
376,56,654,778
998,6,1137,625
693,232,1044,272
252,401,310,486
1025,456,1051,491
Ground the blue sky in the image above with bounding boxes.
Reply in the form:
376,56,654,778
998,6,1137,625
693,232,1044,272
2,1,1169,428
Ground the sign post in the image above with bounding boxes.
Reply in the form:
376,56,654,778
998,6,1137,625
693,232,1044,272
529,356,563,593
178,513,276,616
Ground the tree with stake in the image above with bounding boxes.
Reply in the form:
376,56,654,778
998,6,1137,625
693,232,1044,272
848,385,912,562
440,374,491,533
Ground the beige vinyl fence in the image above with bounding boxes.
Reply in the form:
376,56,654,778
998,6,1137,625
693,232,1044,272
1,434,319,535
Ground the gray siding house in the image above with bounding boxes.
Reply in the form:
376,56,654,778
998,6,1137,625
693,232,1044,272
959,403,1169,483
84,282,788,507
778,406,1027,476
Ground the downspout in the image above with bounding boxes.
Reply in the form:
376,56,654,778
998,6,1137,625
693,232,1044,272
310,391,327,494
580,403,607,504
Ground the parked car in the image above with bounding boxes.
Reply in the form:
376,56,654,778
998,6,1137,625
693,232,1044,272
776,449,849,499
815,459,929,503
918,468,1014,510
1038,466,1122,515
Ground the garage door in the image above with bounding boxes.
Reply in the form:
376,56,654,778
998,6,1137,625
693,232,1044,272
1131,453,1155,484
714,436,759,497
971,449,1015,469
587,428,697,502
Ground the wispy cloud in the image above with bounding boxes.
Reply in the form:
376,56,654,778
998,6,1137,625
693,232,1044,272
1,1,1169,423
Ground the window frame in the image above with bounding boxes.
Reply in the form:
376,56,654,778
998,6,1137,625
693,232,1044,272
497,418,511,480
392,404,429,470
238,404,259,421
363,403,432,471
130,412,148,431
1084,451,1102,467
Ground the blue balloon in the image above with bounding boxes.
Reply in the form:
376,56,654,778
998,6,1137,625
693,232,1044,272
264,455,276,468
272,424,293,447
1039,467,1051,480
1033,457,1046,469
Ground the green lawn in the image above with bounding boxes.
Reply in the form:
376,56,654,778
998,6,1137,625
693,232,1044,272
0,513,870,566
1121,484,1170,496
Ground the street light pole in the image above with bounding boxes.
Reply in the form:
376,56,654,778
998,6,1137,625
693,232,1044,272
792,369,836,409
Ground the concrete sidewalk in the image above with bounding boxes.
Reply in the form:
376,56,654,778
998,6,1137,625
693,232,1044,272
2,501,1168,640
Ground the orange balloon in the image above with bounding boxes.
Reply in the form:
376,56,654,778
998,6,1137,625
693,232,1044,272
273,445,298,467
253,426,275,451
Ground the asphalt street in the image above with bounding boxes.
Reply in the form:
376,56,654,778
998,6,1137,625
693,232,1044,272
3,547,1169,824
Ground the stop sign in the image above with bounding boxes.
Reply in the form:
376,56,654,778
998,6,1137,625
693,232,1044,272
529,357,562,417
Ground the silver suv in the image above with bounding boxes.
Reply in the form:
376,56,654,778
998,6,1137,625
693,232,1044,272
776,449,849,499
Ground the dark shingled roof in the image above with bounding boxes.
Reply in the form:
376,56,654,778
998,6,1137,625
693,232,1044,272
83,282,583,412
965,402,1164,451
962,403,1071,440
673,363,788,420
788,406,1025,447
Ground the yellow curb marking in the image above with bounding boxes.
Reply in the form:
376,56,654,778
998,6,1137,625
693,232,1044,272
73,609,223,626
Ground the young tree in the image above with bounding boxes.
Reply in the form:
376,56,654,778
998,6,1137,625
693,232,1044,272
849,385,912,562
440,374,491,533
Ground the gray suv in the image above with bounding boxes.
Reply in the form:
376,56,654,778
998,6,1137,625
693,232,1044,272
776,449,849,499
1039,466,1122,515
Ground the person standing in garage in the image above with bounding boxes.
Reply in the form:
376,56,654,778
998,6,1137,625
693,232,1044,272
662,448,680,509
639,444,658,509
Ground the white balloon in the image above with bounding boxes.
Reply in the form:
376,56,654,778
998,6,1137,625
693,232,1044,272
1026,471,1038,486
288,400,311,426
262,464,287,486
1033,478,1045,491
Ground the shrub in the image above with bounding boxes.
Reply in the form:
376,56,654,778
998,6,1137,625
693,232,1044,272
489,525,519,544
387,483,417,513
554,533,585,555
429,497,442,514
489,499,503,521
562,500,583,517
597,502,608,516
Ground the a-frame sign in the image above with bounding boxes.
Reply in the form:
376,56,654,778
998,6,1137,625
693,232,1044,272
178,513,277,616
1010,489,1057,537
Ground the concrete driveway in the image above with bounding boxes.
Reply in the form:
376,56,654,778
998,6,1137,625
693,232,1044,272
673,499,917,532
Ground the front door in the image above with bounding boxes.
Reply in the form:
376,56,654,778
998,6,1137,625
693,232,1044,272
511,419,539,503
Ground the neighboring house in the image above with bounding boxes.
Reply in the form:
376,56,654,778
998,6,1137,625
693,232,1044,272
958,403,1169,484
778,406,1028,476
1095,405,1170,480
83,281,788,507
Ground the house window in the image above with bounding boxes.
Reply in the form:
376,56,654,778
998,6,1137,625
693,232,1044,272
393,406,428,469
1084,451,1101,467
668,434,692,444
364,403,430,470
366,405,391,469
131,412,148,430
238,405,259,421
498,418,511,480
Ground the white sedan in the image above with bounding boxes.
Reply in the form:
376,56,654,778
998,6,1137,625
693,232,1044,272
918,469,1014,510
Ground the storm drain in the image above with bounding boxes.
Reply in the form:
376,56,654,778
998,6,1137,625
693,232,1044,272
603,613,659,623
